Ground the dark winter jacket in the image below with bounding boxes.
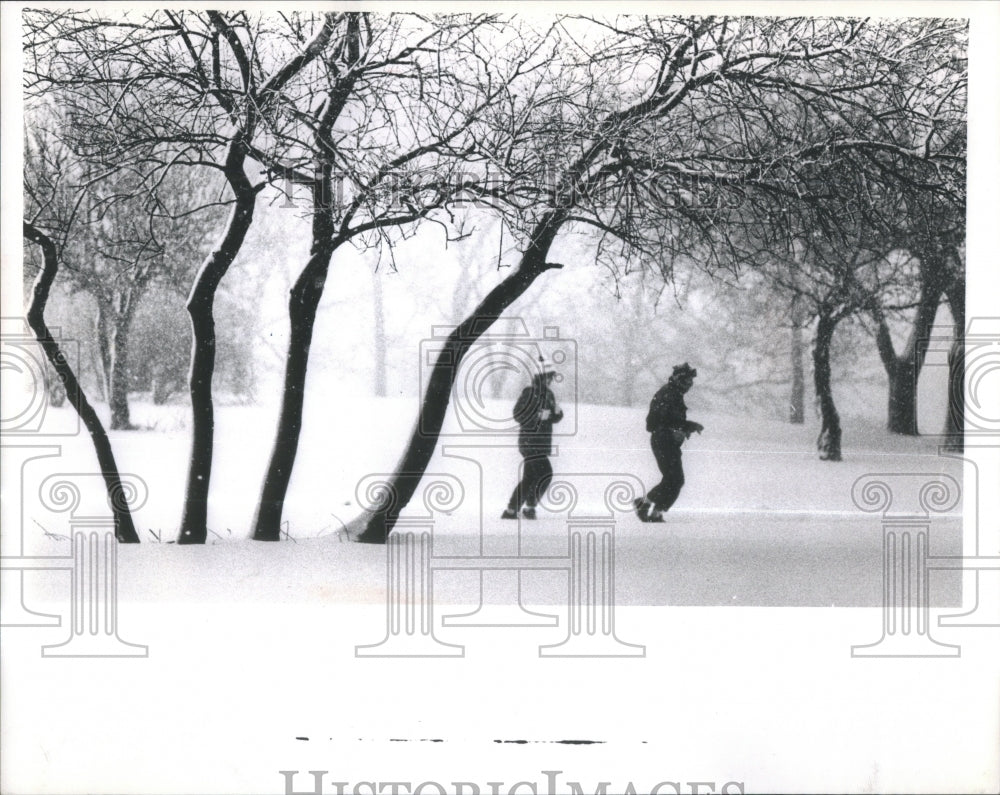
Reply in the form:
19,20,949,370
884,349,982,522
514,379,563,457
646,382,699,446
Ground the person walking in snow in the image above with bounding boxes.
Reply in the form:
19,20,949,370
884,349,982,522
502,367,563,520
634,362,703,523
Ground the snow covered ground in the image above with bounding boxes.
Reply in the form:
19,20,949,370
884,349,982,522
2,397,993,795
8,396,964,607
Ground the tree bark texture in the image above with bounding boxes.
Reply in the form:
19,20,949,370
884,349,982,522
813,311,842,462
23,222,141,543
356,214,566,543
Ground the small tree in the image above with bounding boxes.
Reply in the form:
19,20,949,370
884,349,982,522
24,147,197,430
23,135,141,542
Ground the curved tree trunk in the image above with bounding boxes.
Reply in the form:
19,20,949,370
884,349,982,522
23,222,141,543
178,13,337,543
250,14,361,542
251,176,339,542
354,214,566,544
177,143,258,544
813,311,842,462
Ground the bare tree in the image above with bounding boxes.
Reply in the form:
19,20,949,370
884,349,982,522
868,195,965,436
851,31,966,437
23,118,201,431
22,135,140,542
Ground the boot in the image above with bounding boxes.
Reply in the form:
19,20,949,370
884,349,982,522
633,497,650,522
647,504,665,523
501,508,517,520
522,506,537,520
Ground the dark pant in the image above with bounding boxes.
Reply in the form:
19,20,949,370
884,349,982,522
647,432,684,511
507,455,553,511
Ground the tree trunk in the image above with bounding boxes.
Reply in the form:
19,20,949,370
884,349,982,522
89,342,108,402
23,223,140,543
354,214,566,544
894,283,943,436
250,16,364,541
886,359,919,435
372,269,387,398
871,281,943,436
827,240,951,442
151,371,174,406
95,301,112,402
251,177,339,542
789,316,805,424
178,146,257,544
813,311,842,462
943,272,965,451
178,15,337,542
108,299,135,431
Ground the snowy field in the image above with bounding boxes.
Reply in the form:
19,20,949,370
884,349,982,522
8,394,963,607
3,395,992,795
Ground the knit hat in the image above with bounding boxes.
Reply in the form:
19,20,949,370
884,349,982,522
671,362,697,379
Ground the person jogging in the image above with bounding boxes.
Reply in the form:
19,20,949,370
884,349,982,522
634,362,703,523
502,368,563,520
